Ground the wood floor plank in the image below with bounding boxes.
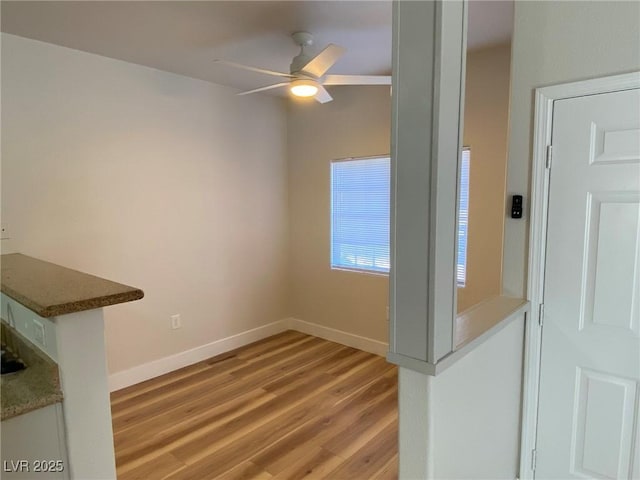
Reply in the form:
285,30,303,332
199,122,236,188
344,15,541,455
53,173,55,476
115,389,276,469
325,358,395,401
116,348,356,468
323,420,398,480
112,373,238,430
371,454,399,480
250,376,397,476
114,387,269,452
216,461,273,480
111,356,245,414
230,342,346,391
322,389,397,457
166,345,387,465
111,361,211,405
117,452,185,480
228,337,326,378
112,332,398,480
226,334,318,370
112,329,298,406
325,348,374,376
260,345,357,396
269,447,344,480
114,339,333,434
169,377,337,468
229,331,309,361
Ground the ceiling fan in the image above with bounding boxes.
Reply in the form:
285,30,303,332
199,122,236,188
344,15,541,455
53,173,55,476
214,31,391,104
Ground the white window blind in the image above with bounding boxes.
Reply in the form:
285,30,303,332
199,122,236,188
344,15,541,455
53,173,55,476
457,149,471,286
331,157,390,274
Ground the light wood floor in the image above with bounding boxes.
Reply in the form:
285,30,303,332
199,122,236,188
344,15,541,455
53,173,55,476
111,331,398,480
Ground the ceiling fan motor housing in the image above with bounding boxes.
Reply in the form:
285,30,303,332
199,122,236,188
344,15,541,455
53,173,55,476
290,31,315,75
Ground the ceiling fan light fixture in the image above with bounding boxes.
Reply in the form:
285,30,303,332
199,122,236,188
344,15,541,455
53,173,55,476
290,79,319,97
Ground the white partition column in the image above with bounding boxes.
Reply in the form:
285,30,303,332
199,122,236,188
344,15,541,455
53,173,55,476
388,2,530,477
387,0,466,372
398,367,434,478
54,309,116,480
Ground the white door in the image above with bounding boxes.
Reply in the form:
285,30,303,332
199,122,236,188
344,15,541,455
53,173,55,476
536,88,640,479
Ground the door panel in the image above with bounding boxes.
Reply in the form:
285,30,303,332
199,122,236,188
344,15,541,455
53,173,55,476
590,125,640,165
536,88,640,479
586,194,640,335
572,368,638,478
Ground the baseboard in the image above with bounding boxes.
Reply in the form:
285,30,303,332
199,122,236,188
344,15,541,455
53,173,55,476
287,317,389,357
109,317,389,392
108,319,289,392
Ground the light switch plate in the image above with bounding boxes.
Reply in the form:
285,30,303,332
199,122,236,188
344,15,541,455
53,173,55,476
33,319,46,347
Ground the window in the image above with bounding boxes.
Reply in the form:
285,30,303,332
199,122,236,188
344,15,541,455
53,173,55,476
331,157,390,274
330,152,468,280
457,148,470,286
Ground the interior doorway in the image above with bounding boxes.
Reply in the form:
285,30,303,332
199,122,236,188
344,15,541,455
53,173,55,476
525,73,640,479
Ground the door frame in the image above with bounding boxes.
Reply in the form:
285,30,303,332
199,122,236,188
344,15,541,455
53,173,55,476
520,70,640,480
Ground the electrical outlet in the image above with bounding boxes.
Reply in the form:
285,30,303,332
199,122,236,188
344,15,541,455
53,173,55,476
170,314,182,330
33,319,46,347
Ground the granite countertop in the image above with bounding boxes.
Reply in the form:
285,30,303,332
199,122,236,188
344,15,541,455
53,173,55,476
1,253,143,318
1,323,62,420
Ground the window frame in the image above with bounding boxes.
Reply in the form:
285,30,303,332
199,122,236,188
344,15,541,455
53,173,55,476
330,155,391,276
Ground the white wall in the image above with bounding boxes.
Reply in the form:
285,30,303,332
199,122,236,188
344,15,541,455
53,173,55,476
504,0,640,297
1,33,289,376
398,316,525,479
287,86,391,344
432,317,524,478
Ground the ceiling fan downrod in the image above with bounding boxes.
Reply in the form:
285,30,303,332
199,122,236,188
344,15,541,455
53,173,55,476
290,31,315,75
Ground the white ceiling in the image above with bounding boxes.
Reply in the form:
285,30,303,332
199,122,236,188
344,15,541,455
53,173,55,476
1,1,513,95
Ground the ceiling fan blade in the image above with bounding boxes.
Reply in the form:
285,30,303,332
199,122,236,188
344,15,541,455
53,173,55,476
314,85,333,104
237,83,289,96
323,74,392,86
300,44,346,78
213,59,293,78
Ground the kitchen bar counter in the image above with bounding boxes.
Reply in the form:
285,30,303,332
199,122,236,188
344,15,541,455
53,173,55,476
1,253,143,318
0,252,144,479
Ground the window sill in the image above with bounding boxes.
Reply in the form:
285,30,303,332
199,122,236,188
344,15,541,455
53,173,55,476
387,295,529,376
454,295,528,350
330,267,389,277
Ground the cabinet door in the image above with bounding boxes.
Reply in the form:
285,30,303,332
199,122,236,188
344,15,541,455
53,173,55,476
1,404,69,480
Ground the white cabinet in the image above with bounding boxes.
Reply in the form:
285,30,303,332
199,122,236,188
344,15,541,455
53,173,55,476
1,403,69,480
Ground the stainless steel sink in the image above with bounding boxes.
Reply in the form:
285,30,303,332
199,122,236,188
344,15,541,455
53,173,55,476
1,346,27,375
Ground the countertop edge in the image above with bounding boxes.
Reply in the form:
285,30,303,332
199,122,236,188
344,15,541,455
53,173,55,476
1,253,144,318
1,285,144,318
42,289,145,318
1,392,63,421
